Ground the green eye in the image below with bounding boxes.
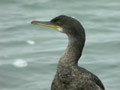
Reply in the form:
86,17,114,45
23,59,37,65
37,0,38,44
56,22,62,26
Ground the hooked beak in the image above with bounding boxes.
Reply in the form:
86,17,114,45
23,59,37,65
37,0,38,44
31,21,63,32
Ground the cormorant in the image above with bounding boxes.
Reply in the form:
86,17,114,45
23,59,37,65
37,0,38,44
31,15,105,90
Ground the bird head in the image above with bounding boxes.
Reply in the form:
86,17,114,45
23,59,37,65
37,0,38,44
31,15,84,36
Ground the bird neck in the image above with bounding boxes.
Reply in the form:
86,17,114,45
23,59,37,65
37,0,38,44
59,34,85,66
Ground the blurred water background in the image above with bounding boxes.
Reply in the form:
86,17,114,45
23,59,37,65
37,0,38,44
0,0,120,90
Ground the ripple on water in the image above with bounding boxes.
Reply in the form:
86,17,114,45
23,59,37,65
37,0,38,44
13,59,28,68
26,40,35,45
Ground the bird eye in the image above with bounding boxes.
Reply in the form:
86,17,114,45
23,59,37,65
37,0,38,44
56,22,62,26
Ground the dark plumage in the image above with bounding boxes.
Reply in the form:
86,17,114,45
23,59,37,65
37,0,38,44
31,15,105,90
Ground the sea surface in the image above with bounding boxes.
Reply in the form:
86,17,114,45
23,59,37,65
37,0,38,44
0,0,120,90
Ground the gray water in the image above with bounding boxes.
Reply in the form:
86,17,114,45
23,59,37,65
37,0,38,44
0,0,120,90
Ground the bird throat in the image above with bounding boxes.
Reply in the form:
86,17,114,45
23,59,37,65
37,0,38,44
59,35,85,66
55,35,85,84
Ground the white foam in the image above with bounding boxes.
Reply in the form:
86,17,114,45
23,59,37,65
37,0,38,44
71,16,76,19
57,28,63,32
13,59,28,68
26,40,35,45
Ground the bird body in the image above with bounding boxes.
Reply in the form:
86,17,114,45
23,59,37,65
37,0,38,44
31,15,105,90
51,32,104,90
52,66,104,90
